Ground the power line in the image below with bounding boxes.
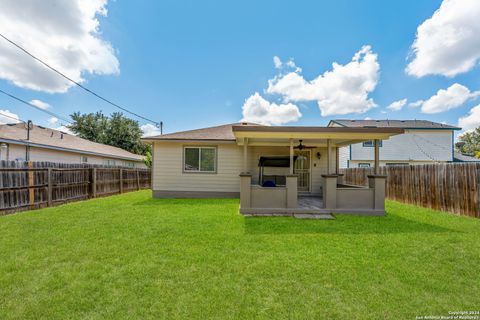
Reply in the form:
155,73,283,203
0,32,161,127
0,110,25,123
0,88,72,124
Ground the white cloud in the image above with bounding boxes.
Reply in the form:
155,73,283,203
241,92,301,125
141,123,161,137
0,109,21,124
30,99,50,110
0,0,119,93
418,83,480,114
267,45,379,116
386,98,407,111
272,56,301,72
409,100,424,108
406,0,480,77
458,104,480,132
273,56,282,69
48,117,58,125
55,125,74,135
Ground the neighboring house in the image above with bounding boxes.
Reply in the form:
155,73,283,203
143,122,403,216
0,123,146,168
328,120,461,168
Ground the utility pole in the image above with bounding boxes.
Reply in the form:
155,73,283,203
160,121,163,135
25,120,32,161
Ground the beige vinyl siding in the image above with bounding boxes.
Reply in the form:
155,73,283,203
152,142,331,194
152,141,242,192
0,143,145,167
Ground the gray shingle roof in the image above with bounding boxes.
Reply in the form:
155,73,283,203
453,151,480,162
0,123,144,161
330,119,461,130
143,122,262,141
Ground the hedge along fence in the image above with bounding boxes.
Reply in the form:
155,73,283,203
0,161,151,215
340,162,480,218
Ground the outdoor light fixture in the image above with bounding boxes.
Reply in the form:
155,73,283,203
316,152,321,159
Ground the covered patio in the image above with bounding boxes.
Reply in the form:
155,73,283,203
233,125,403,217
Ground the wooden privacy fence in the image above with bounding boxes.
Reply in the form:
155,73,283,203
0,161,151,215
340,163,480,218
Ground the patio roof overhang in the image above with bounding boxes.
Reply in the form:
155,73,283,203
232,125,404,147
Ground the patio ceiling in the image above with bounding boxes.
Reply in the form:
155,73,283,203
232,125,404,147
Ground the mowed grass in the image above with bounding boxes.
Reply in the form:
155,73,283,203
0,191,479,319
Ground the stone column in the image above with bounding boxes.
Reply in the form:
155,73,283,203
368,174,387,212
285,174,298,208
322,174,339,210
239,173,252,209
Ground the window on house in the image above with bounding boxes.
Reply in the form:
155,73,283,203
104,159,116,166
184,147,216,172
362,140,383,147
358,163,371,168
386,163,408,166
124,161,135,168
81,156,88,163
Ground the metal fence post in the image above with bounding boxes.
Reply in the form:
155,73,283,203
136,169,140,190
92,168,97,198
47,168,53,206
28,161,34,208
119,168,123,194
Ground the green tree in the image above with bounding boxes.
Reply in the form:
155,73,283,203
455,127,480,157
69,111,151,156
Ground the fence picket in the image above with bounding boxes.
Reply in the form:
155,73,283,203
0,161,151,215
341,163,479,218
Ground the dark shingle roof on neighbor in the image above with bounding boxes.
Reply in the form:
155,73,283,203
0,123,144,161
330,119,461,130
453,151,480,162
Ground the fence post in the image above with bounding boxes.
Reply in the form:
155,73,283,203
136,169,140,190
119,168,123,194
28,161,34,208
91,168,97,198
47,168,53,206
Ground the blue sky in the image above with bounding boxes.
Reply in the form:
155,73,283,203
1,0,480,136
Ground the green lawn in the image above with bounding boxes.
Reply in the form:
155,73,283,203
1,191,479,319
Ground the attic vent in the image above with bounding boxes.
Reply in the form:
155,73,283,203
241,122,248,125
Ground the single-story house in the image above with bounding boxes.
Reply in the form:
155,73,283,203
0,123,146,168
328,119,461,167
143,122,404,216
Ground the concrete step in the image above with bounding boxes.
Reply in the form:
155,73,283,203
293,213,335,220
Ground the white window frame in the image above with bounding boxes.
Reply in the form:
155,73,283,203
183,146,217,173
80,156,88,163
362,140,383,147
358,163,371,168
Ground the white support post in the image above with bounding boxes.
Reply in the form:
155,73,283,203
327,139,335,174
374,139,380,174
243,138,248,173
289,138,294,175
